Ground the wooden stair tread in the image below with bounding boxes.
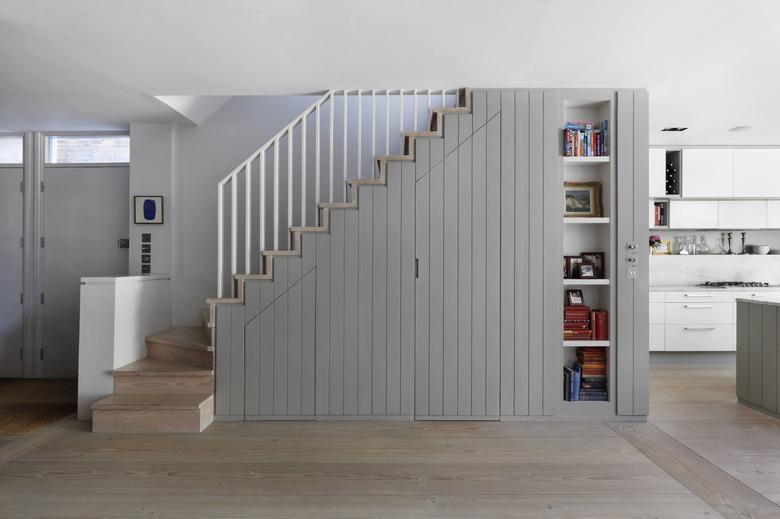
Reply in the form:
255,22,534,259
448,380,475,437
91,393,212,410
111,358,213,376
147,327,212,351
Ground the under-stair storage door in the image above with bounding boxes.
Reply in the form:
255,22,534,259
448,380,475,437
415,103,500,420
0,166,24,377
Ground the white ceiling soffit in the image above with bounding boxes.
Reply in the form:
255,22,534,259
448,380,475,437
1,0,780,143
155,96,232,125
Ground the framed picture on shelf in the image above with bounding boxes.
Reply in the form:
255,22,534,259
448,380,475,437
564,182,602,218
581,252,605,278
580,263,595,278
564,256,582,279
134,196,164,224
566,289,585,306
652,240,672,255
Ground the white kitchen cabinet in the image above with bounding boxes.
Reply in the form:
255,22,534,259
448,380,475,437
669,200,718,229
733,149,780,198
681,149,733,198
718,200,767,229
767,200,780,228
665,324,735,352
649,325,665,351
649,149,666,197
665,302,733,325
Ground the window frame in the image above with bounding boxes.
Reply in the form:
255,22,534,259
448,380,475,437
43,131,130,168
0,133,26,168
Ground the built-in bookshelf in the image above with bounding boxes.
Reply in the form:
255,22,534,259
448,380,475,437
561,97,615,409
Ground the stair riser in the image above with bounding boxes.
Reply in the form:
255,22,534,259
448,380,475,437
113,374,213,395
147,341,213,369
92,406,213,433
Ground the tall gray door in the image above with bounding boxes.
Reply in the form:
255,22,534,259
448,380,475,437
41,166,129,377
414,112,501,419
0,168,24,377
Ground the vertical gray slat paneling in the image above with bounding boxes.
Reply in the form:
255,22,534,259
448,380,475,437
258,302,274,415
244,281,260,320
287,275,303,415
616,90,635,416
372,186,388,414
487,91,501,120
542,90,561,416
244,315,260,416
444,112,458,156
428,159,445,416
357,192,374,415
472,91,487,129
762,305,777,413
514,91,531,416
301,269,316,415
400,162,416,416
215,305,231,416
386,163,403,415
259,282,274,315
415,173,430,416
443,147,459,416
457,134,473,416
288,256,302,290
343,209,359,415
229,304,245,417
632,90,650,415
486,113,501,417
749,303,764,405
527,91,544,416
500,91,516,416
430,132,444,172
315,232,331,415
471,122,487,416
736,301,750,401
273,291,288,415
302,233,316,273
458,113,473,145
415,139,430,181
329,210,345,415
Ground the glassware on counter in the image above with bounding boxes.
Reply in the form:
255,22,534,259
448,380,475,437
697,235,710,255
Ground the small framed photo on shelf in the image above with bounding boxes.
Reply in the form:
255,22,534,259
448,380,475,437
580,263,595,278
564,256,582,279
581,252,605,278
566,289,585,306
134,196,164,224
652,240,672,255
564,182,602,218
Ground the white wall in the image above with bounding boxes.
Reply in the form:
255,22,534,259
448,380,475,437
130,96,318,326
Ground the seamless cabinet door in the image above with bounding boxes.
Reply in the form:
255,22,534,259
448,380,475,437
681,149,733,198
733,149,780,198
718,200,767,229
768,201,780,229
669,200,718,229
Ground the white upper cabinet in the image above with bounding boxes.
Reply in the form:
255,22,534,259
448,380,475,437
649,149,666,198
681,149,734,198
767,200,780,228
669,200,718,229
718,200,767,229
733,149,780,198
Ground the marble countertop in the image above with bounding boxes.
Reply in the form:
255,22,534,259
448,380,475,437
735,296,780,306
651,285,780,292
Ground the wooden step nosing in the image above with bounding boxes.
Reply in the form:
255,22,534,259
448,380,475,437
146,337,213,352
111,369,213,377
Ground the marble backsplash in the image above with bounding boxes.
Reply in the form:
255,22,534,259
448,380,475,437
649,255,780,285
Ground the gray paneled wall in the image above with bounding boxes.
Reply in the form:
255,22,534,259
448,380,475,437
215,88,649,420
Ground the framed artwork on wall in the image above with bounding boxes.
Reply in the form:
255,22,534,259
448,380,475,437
581,251,605,278
134,196,164,224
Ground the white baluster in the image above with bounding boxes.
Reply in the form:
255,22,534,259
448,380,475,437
231,174,238,289
357,90,362,180
217,182,224,297
288,127,293,245
343,89,348,200
259,149,266,253
371,89,376,178
441,89,445,108
385,90,390,155
315,103,321,221
245,162,252,273
301,115,307,227
413,89,418,131
329,90,334,203
274,138,280,250
400,89,404,138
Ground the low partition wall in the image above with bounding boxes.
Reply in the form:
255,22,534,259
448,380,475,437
77,274,171,419
736,297,780,418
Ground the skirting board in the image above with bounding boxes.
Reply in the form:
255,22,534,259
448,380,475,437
415,415,500,421
738,398,780,420
500,415,647,422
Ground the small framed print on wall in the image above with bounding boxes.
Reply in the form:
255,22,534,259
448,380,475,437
134,196,164,224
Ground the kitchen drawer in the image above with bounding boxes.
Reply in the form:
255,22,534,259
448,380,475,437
649,303,665,324
665,302,733,324
649,292,665,303
665,324,735,351
665,291,735,303
649,324,665,351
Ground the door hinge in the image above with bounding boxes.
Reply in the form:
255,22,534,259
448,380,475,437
415,258,420,279
40,237,45,248
20,181,24,193
40,181,45,192
40,292,45,304
40,349,44,360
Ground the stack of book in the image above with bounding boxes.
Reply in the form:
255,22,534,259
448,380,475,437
590,309,608,341
564,305,591,340
652,202,667,227
562,120,608,157
564,348,609,402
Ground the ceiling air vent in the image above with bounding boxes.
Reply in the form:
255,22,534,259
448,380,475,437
661,127,688,132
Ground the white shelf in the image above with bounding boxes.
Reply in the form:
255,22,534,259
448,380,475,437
564,156,610,164
563,340,610,347
564,217,610,224
563,279,610,286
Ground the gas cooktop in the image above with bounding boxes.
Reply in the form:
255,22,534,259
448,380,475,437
698,281,772,288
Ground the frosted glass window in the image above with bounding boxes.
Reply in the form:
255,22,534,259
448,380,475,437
0,135,23,164
46,135,129,164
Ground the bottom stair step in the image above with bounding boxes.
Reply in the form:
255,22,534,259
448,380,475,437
91,394,213,433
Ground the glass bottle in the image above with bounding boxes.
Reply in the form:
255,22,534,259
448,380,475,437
687,235,697,255
673,236,683,254
697,235,710,255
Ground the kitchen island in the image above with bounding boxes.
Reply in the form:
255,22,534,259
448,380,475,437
736,296,780,418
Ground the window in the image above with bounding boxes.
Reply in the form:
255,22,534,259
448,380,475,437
0,135,23,164
45,135,129,164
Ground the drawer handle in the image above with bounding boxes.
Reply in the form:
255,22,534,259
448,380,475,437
684,294,713,298
683,326,716,331
683,304,714,309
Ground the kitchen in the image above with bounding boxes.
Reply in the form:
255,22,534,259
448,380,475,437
649,147,780,361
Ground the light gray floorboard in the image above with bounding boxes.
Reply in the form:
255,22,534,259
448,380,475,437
372,186,388,415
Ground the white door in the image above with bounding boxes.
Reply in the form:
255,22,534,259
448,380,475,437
648,149,666,198
0,168,24,377
669,200,718,229
733,149,780,198
41,166,129,377
718,200,767,229
681,149,733,198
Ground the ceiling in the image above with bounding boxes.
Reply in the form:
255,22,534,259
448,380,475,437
1,0,779,145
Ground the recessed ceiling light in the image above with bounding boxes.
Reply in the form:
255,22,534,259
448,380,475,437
661,127,688,132
728,125,754,132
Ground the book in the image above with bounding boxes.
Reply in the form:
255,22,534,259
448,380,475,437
571,363,582,401
563,366,573,401
562,120,608,157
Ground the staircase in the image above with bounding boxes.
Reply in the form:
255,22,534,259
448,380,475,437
91,324,215,433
